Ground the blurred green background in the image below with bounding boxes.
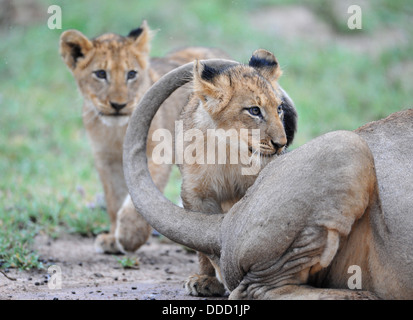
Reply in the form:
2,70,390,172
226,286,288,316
0,0,412,269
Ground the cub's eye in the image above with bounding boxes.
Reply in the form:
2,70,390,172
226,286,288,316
127,70,138,80
93,70,107,80
277,104,283,115
247,106,262,117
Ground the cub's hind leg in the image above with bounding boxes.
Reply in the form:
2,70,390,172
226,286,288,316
114,158,172,253
114,195,152,253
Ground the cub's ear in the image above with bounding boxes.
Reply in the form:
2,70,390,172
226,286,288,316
60,30,93,70
193,60,231,113
249,49,282,81
127,20,151,56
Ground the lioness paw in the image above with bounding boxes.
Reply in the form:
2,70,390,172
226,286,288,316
184,274,226,297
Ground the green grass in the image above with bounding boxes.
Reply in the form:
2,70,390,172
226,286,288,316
0,0,412,269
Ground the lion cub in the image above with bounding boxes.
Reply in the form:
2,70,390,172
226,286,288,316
178,49,297,296
60,20,228,254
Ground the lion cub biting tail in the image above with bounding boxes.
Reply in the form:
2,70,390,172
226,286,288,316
179,50,297,296
60,20,229,254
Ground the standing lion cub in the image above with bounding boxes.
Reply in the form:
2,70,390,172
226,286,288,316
178,50,297,296
60,20,229,254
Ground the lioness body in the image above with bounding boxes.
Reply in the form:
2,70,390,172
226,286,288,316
122,59,413,299
60,21,229,253
178,51,297,296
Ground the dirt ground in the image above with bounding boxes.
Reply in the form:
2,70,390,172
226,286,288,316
0,233,226,300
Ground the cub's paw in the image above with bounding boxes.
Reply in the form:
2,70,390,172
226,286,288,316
115,208,152,254
113,195,152,253
184,274,226,297
94,233,122,254
115,222,151,254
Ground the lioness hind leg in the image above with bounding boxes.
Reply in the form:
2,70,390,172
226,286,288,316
229,284,379,300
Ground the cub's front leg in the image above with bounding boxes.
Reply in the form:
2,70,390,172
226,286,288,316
93,153,130,253
185,253,226,297
181,191,227,297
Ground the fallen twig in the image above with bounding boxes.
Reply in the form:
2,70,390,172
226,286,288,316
0,270,17,281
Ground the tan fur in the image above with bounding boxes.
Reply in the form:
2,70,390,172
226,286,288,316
178,50,296,296
60,21,229,253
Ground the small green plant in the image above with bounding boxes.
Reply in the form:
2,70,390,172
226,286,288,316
0,227,44,270
116,256,140,269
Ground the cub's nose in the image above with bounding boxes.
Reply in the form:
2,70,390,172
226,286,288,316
110,102,127,111
271,140,286,152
